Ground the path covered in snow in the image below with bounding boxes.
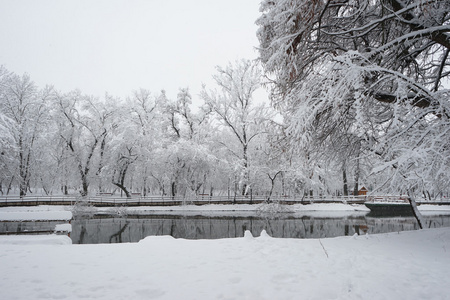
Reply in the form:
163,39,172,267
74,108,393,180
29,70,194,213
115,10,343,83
0,227,449,299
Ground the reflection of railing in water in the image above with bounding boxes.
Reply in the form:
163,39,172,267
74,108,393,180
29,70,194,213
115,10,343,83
1,195,449,207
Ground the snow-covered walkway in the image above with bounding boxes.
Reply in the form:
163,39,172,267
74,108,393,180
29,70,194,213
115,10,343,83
1,227,449,299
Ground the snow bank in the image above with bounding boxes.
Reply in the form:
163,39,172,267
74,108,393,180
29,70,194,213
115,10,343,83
0,228,449,299
119,202,370,215
123,202,369,212
2,203,448,220
0,206,72,221
54,223,72,233
0,234,72,245
418,204,450,212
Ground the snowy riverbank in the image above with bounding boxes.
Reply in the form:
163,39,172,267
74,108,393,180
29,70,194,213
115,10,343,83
1,227,449,299
1,203,367,221
0,205,73,221
2,202,450,221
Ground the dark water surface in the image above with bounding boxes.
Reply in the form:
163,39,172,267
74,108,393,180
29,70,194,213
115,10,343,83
70,212,450,244
0,220,64,235
2,212,450,244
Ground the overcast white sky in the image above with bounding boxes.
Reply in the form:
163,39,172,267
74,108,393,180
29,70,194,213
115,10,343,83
0,0,263,101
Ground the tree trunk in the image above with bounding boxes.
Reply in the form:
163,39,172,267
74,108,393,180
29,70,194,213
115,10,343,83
407,193,424,229
241,144,249,196
112,182,131,198
234,176,238,203
96,135,107,192
171,181,177,198
267,178,275,203
112,162,131,198
353,158,360,196
143,168,148,196
7,176,14,195
80,175,89,197
343,169,348,196
18,136,28,198
267,171,282,203
19,154,29,198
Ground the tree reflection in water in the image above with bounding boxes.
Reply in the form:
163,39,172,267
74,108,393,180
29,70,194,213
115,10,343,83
70,213,450,244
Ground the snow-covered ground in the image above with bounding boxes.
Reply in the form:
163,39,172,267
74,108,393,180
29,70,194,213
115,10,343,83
1,204,450,298
0,205,72,221
1,203,450,221
0,227,449,299
120,203,450,217
124,203,369,213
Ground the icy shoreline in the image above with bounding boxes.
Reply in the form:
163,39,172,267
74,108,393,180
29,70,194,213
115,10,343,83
2,202,450,221
0,227,449,299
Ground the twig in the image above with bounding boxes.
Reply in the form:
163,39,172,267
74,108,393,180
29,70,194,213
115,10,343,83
319,239,329,258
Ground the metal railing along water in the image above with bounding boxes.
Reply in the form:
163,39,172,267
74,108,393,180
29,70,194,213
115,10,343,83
0,194,447,207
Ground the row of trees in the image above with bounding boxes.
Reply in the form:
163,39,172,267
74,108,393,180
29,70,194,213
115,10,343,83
0,60,307,199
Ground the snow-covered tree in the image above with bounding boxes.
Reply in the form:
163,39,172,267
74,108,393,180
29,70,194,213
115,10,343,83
202,59,274,196
56,91,113,197
110,89,167,196
250,120,287,201
0,67,53,196
0,67,15,194
257,0,450,199
156,89,217,198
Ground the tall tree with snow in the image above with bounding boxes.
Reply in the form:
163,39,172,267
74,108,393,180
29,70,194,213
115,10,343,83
125,89,167,196
158,89,217,198
257,0,450,202
56,91,113,197
202,59,273,196
0,67,52,196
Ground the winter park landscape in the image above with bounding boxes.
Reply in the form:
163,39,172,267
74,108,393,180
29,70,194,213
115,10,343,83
1,0,450,299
